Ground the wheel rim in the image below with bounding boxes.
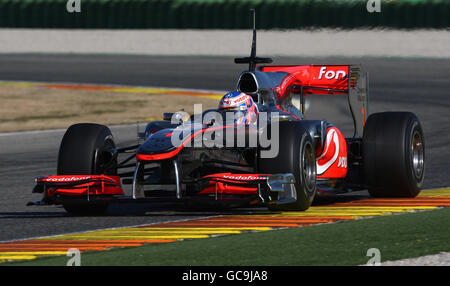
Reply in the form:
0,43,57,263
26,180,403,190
411,130,424,180
302,142,316,192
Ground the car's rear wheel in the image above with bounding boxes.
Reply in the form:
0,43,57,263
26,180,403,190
363,112,425,197
259,121,317,211
57,123,117,215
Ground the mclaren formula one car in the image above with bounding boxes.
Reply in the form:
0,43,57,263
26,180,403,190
29,16,425,215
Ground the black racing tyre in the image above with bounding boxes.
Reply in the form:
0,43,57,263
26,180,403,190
363,112,425,197
259,121,317,211
57,123,117,175
57,123,117,215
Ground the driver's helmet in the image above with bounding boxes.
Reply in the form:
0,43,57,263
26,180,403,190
218,91,258,125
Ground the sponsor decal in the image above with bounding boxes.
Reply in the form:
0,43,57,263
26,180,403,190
337,156,347,168
317,128,340,175
45,176,91,182
220,92,249,108
318,66,347,80
222,175,265,181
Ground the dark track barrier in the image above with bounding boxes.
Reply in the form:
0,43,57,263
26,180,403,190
0,0,448,29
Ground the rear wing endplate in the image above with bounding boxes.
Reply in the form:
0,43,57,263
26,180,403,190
348,65,369,138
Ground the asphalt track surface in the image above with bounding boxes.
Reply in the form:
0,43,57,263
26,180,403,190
0,54,449,242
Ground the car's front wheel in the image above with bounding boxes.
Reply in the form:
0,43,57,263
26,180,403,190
57,123,117,215
259,121,317,211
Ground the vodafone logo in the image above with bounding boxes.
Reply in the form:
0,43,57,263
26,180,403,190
45,176,91,182
221,93,248,108
229,95,247,105
337,157,347,168
318,67,347,80
317,129,340,175
223,175,264,181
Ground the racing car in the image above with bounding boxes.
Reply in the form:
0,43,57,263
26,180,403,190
29,12,425,215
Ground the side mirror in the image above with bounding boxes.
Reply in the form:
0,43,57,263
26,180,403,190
164,111,190,124
163,113,174,121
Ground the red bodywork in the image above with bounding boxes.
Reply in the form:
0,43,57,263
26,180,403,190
199,173,268,196
317,127,348,179
261,65,349,102
37,175,124,197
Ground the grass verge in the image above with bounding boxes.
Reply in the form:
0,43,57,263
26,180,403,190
5,207,450,266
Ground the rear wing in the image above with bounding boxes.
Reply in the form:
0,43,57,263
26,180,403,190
259,64,369,138
233,11,368,138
